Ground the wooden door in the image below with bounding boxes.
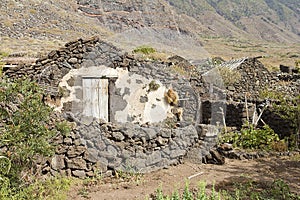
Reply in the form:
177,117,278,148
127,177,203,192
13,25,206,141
82,78,109,121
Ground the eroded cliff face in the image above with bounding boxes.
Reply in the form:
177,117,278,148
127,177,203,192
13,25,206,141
76,0,210,59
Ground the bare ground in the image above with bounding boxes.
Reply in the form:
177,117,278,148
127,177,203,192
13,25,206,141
68,156,300,200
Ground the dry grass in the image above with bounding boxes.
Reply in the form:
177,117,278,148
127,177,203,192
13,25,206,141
201,37,300,69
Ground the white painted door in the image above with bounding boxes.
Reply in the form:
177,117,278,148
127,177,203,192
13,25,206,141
82,78,109,121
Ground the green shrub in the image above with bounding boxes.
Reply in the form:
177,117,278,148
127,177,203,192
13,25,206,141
0,78,56,179
132,45,156,55
0,77,67,197
219,122,279,150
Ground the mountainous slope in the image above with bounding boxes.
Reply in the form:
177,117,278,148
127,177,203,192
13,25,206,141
0,0,111,57
166,0,300,43
0,0,299,64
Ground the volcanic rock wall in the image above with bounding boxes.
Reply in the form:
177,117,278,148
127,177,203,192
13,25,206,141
37,116,219,178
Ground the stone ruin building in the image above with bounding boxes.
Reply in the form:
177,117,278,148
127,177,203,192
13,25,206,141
3,36,299,178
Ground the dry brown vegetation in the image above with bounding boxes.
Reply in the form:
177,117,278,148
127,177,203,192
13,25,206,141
201,37,300,69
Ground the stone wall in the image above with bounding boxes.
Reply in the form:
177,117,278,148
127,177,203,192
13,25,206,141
37,114,220,178
230,58,273,101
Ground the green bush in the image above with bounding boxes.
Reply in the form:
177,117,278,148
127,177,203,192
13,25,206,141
219,122,279,150
132,45,156,55
0,77,68,197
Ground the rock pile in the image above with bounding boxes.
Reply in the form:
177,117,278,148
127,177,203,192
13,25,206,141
223,57,273,101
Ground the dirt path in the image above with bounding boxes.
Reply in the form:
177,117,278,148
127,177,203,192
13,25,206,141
68,156,300,200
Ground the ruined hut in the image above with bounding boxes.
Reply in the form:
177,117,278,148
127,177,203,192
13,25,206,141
4,37,218,177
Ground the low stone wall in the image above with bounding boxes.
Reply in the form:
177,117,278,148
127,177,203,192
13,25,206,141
76,118,199,173
37,114,220,178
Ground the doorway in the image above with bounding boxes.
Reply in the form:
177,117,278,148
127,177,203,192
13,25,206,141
82,77,109,121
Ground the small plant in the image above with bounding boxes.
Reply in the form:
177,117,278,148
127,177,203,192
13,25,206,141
183,181,193,200
114,164,144,185
56,121,72,137
148,80,160,92
78,187,90,199
152,181,221,200
132,45,156,55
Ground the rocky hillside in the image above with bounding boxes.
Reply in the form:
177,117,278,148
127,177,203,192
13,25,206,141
0,0,299,61
0,0,111,57
166,0,300,43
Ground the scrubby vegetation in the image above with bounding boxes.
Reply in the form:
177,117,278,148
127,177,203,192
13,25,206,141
132,45,169,61
153,181,221,200
260,90,300,149
217,66,241,87
221,178,300,200
0,77,71,199
151,179,300,200
219,122,280,150
0,176,72,200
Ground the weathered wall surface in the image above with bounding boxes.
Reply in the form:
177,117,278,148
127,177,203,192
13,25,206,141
5,36,199,126
58,65,171,124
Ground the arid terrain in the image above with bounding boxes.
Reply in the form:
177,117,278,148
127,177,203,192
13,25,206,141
68,155,300,200
1,0,300,68
1,1,300,200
